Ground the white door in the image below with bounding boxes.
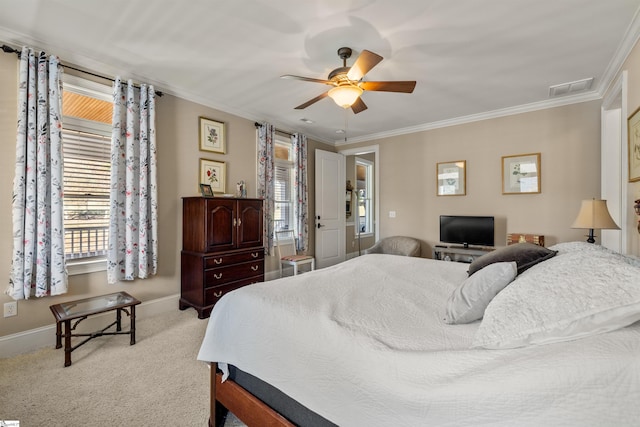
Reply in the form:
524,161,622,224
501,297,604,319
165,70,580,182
315,149,345,268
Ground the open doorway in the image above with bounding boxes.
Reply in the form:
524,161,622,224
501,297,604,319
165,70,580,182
340,145,379,258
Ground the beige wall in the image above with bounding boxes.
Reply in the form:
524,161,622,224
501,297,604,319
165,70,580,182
344,101,603,257
0,52,329,337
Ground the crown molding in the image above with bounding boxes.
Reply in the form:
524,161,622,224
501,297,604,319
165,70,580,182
336,91,602,146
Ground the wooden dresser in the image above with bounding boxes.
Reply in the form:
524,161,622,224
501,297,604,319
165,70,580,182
180,197,264,318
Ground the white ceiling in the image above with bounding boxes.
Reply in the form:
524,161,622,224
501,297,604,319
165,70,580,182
1,0,640,144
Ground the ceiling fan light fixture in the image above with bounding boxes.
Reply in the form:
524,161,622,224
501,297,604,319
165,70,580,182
328,85,363,108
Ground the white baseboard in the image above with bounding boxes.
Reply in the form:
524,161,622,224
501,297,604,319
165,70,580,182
0,293,180,359
346,251,361,259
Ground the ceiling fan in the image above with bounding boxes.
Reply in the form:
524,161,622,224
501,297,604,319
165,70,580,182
281,47,416,114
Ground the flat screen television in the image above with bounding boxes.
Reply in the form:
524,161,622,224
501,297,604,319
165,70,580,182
439,215,494,248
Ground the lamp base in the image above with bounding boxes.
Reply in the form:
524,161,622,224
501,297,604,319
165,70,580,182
586,228,595,244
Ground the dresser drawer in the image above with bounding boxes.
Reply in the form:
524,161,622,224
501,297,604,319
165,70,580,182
204,276,263,305
205,260,264,287
204,249,263,268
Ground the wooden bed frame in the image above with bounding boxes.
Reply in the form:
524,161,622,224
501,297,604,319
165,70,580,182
209,363,295,427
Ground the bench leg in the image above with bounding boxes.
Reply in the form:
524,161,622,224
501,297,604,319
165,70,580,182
55,321,62,349
130,305,136,345
116,308,122,332
64,320,72,367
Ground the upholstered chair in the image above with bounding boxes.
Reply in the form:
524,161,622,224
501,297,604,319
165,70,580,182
364,236,421,257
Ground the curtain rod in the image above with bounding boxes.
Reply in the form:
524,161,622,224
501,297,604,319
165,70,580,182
254,122,294,137
1,44,163,97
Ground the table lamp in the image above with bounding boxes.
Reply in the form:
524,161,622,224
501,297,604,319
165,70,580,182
571,198,620,243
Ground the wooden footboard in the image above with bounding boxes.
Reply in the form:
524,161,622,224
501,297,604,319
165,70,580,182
209,362,295,427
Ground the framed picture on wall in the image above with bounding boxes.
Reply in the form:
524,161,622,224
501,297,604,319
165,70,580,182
199,158,226,194
436,160,466,196
199,117,226,154
501,153,541,194
628,106,640,182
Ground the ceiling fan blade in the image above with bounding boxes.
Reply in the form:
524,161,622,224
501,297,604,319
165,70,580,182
359,81,416,93
351,97,367,114
281,75,334,85
294,92,329,110
347,50,383,81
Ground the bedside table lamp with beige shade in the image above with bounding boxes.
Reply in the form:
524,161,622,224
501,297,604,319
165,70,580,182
571,199,620,244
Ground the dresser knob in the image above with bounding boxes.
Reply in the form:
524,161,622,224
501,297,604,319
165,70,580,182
251,252,259,258
251,265,259,271
214,258,222,264
214,273,223,279
214,291,222,298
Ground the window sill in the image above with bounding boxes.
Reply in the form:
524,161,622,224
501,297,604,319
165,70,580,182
67,258,106,276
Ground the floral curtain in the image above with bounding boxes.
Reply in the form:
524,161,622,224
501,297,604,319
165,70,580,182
7,47,67,299
291,133,309,253
107,77,158,284
257,122,275,255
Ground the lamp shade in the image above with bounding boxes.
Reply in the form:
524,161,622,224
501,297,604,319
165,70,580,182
571,199,619,230
328,85,363,108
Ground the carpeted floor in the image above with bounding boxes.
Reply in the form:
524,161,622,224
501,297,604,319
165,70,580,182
0,308,245,426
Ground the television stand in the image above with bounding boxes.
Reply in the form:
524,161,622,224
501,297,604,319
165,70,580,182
432,245,493,264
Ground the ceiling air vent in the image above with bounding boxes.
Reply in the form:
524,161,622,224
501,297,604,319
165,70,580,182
548,77,594,97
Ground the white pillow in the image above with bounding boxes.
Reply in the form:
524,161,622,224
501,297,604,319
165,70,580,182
548,241,640,268
549,241,619,256
473,248,640,349
443,261,517,324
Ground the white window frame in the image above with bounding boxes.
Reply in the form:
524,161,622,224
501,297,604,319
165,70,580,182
273,134,295,234
62,75,112,275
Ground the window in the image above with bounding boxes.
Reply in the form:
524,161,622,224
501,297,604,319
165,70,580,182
356,159,374,235
273,134,294,233
61,75,113,268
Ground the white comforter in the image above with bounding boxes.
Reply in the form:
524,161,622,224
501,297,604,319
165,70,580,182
198,254,640,426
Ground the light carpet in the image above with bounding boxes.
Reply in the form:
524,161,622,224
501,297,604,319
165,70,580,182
0,308,245,426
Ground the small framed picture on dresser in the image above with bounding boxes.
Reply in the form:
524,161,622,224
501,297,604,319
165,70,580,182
199,183,214,198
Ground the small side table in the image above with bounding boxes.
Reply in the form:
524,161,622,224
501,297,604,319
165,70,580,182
49,291,141,367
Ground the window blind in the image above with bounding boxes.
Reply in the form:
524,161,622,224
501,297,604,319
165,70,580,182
274,164,292,231
62,128,111,258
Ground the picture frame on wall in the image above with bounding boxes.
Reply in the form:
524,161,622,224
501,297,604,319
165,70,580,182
502,153,541,194
628,106,640,182
199,183,214,198
199,158,226,194
436,160,466,196
199,116,226,154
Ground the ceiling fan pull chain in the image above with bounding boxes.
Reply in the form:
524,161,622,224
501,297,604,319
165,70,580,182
344,109,349,143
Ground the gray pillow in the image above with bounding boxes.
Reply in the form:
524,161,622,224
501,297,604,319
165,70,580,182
468,242,557,276
444,261,518,324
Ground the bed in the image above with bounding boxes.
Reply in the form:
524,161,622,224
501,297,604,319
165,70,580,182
198,241,640,426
